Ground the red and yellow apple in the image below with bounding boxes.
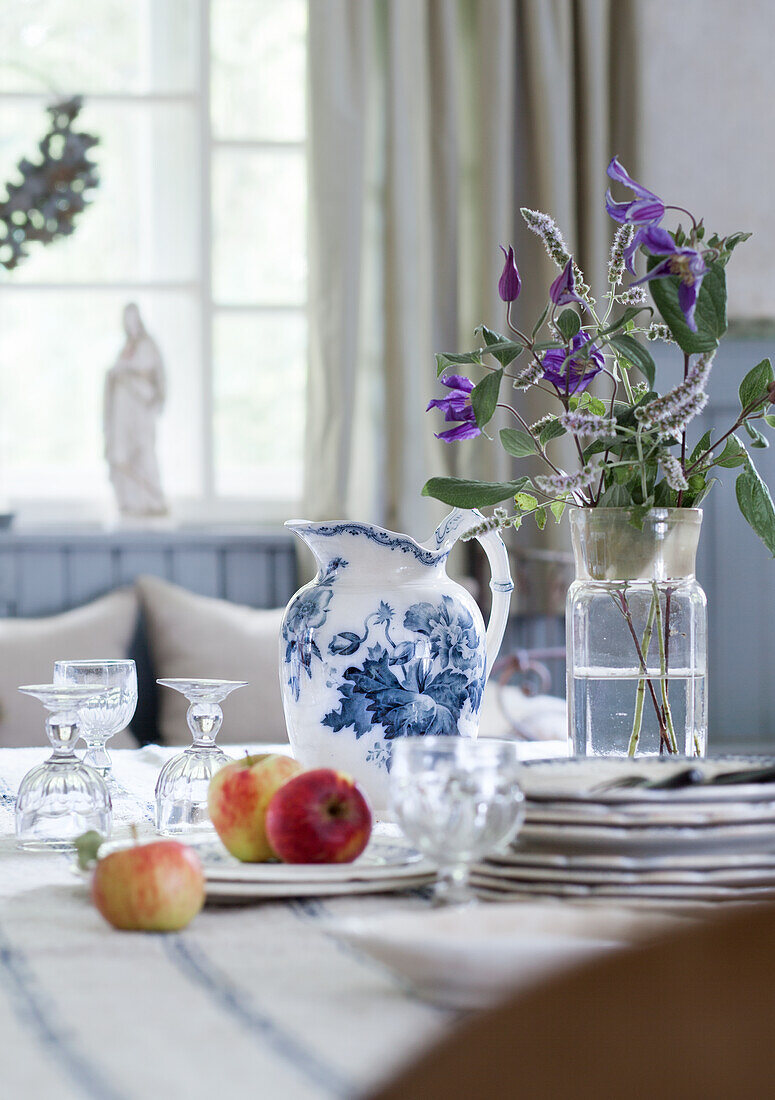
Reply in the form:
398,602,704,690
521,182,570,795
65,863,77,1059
92,840,205,931
265,768,372,864
208,753,303,861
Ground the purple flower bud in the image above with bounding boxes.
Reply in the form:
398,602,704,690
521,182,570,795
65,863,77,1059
498,245,521,302
549,259,582,306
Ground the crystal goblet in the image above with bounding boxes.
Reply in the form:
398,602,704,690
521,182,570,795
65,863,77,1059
53,659,138,779
16,684,113,850
390,737,525,906
154,678,246,836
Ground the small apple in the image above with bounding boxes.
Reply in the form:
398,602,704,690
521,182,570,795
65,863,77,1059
208,753,303,862
265,768,372,864
90,838,205,931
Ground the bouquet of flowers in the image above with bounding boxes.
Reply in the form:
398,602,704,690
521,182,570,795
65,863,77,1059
423,157,774,554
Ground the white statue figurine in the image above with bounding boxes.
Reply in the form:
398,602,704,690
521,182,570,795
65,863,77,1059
104,303,169,518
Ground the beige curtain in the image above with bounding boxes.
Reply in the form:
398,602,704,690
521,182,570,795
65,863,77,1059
305,0,639,602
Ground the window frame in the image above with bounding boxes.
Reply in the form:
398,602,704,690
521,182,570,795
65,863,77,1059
0,0,307,527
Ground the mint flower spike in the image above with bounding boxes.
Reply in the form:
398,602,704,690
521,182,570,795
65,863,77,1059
608,223,635,285
635,351,715,434
535,465,597,496
662,453,689,492
498,245,521,302
557,411,618,440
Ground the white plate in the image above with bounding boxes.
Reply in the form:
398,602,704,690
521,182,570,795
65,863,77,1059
519,756,775,804
474,861,775,888
490,848,775,872
470,873,775,903
199,834,435,884
205,873,434,901
518,819,775,855
525,800,775,828
471,886,744,911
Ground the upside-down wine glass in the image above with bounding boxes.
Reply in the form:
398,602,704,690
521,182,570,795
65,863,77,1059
154,678,246,836
53,659,138,780
16,684,113,850
389,737,525,906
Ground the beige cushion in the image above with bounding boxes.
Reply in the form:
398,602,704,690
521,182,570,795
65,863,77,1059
136,575,287,746
2,588,139,747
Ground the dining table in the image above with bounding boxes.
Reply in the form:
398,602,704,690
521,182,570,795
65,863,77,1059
1,741,578,1100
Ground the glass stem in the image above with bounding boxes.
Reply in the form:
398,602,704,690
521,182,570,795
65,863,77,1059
628,595,657,756
433,864,471,907
651,581,678,753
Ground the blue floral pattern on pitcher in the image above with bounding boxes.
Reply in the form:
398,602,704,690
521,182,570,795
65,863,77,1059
318,595,485,769
282,557,347,700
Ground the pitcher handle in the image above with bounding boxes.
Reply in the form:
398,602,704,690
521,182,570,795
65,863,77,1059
429,508,514,681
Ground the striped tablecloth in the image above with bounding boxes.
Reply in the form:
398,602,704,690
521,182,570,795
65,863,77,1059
0,746,452,1100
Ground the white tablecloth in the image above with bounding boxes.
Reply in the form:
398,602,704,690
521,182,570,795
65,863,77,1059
0,746,454,1100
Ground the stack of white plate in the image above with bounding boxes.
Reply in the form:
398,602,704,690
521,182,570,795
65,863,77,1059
473,757,775,906
200,834,436,901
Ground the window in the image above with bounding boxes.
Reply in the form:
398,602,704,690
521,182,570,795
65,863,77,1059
0,0,307,522
638,0,775,322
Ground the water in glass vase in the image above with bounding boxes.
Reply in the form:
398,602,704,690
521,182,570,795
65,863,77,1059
571,666,706,757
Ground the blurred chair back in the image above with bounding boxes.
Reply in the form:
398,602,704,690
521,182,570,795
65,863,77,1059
370,903,775,1100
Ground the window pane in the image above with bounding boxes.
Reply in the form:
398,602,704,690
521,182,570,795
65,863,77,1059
212,148,306,305
0,0,197,94
214,311,306,498
0,100,198,283
639,0,775,319
0,289,202,500
211,0,306,141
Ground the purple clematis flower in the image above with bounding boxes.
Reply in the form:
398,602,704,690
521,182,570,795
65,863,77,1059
541,332,605,395
498,245,521,302
549,258,583,307
606,156,666,273
426,374,481,442
631,225,707,332
606,156,665,227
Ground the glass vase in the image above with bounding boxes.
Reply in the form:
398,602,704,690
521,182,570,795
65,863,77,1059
566,507,707,757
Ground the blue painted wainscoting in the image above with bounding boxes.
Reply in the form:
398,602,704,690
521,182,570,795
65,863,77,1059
0,527,298,744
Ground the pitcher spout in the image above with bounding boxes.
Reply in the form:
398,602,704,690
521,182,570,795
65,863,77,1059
284,518,448,577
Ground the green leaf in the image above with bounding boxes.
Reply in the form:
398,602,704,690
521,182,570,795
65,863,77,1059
534,506,547,530
531,302,550,338
549,500,566,524
599,482,633,507
736,457,775,556
744,420,769,448
75,830,104,871
514,491,538,511
539,419,566,446
714,434,747,468
435,350,483,377
556,309,581,341
598,305,653,337
608,333,656,388
476,326,524,367
688,476,719,507
764,415,775,429
471,368,503,429
689,429,713,465
587,396,608,417
422,476,530,508
647,259,727,354
739,358,773,412
499,427,536,458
